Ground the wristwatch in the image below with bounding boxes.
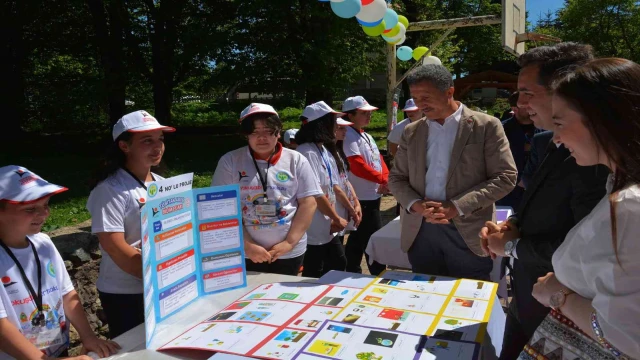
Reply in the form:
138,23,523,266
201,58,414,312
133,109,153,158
504,238,519,257
550,288,575,311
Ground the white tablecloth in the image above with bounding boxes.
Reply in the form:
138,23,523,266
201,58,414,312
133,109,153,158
365,207,513,300
103,270,505,360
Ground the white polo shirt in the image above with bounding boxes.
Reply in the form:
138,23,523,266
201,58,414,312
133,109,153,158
387,118,410,144
0,233,74,359
343,127,382,200
296,143,341,245
87,169,164,294
212,145,323,258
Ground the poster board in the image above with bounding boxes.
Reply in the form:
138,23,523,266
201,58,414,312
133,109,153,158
141,173,247,346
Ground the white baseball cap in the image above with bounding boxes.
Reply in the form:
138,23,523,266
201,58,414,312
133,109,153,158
300,101,345,123
112,110,176,141
0,166,68,204
283,129,299,144
240,103,278,122
336,118,354,126
403,98,419,112
342,96,378,112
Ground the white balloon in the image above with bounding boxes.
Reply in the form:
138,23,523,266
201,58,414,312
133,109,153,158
422,56,442,65
396,35,406,45
356,0,387,24
382,22,406,44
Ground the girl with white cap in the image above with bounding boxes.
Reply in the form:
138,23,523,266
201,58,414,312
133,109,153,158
0,166,120,359
341,96,389,275
295,101,353,277
387,98,423,156
86,110,175,338
334,117,363,233
212,103,322,276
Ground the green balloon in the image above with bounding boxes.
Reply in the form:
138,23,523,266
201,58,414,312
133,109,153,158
398,15,409,29
362,20,386,37
412,46,429,60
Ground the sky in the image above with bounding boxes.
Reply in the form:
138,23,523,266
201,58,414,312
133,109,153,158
526,0,564,24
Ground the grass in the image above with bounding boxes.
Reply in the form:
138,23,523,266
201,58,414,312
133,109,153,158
1,111,389,230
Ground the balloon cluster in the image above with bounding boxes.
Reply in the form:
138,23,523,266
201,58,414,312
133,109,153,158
323,0,409,45
396,46,429,61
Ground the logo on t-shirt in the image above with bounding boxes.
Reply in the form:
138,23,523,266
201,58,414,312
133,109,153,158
14,169,26,177
1,276,16,288
239,171,249,181
46,262,56,278
275,171,291,183
135,197,146,210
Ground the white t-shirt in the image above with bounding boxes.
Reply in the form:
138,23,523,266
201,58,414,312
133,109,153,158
0,233,74,359
87,169,164,294
212,145,323,258
335,155,357,233
296,143,341,246
343,127,383,200
387,118,410,144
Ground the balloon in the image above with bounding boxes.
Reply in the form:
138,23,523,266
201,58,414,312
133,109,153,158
396,35,406,45
382,22,406,44
423,56,442,65
356,0,387,26
362,20,386,36
383,23,401,37
397,15,409,29
383,9,399,30
331,0,361,18
397,46,413,61
412,46,429,60
361,0,374,4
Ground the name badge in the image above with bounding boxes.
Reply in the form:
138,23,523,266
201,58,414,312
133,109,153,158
26,325,64,350
255,199,277,216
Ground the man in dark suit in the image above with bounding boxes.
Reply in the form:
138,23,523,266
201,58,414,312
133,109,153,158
520,131,552,189
480,42,609,360
498,91,541,210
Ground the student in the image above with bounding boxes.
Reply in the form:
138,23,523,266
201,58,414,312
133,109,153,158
212,103,321,276
283,129,299,150
387,99,423,156
87,110,175,339
341,96,388,275
0,166,120,359
295,101,350,278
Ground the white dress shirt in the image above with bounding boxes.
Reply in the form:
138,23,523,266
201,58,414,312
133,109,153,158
408,104,465,214
553,175,640,358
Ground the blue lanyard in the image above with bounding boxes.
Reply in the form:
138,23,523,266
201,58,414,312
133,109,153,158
316,145,334,188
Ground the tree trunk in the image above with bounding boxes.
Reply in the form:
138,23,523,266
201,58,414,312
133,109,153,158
1,0,26,139
87,0,127,126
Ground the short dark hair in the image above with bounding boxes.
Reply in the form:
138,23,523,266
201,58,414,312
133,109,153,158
517,42,594,88
406,65,454,92
508,92,519,107
240,113,282,136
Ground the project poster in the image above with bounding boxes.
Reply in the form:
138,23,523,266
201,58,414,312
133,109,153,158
141,173,247,346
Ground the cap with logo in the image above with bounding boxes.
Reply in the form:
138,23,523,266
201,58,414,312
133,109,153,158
336,118,354,126
403,98,420,112
112,110,176,141
342,96,379,112
0,166,68,204
240,103,278,122
284,129,299,144
300,101,345,124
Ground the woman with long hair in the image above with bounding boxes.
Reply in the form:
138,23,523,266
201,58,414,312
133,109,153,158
295,101,354,277
86,110,175,338
521,58,640,359
212,103,321,276
334,117,362,234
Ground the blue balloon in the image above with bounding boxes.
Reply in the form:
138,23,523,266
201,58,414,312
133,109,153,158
397,46,413,61
383,9,399,30
331,0,361,19
357,17,384,27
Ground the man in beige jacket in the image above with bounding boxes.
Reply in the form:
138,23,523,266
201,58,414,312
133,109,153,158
389,65,517,280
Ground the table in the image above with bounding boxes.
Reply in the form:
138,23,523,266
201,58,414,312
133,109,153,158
103,270,505,360
365,207,513,300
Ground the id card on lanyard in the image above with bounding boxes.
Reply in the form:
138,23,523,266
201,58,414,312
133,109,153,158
317,145,336,206
252,149,278,217
0,238,64,349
